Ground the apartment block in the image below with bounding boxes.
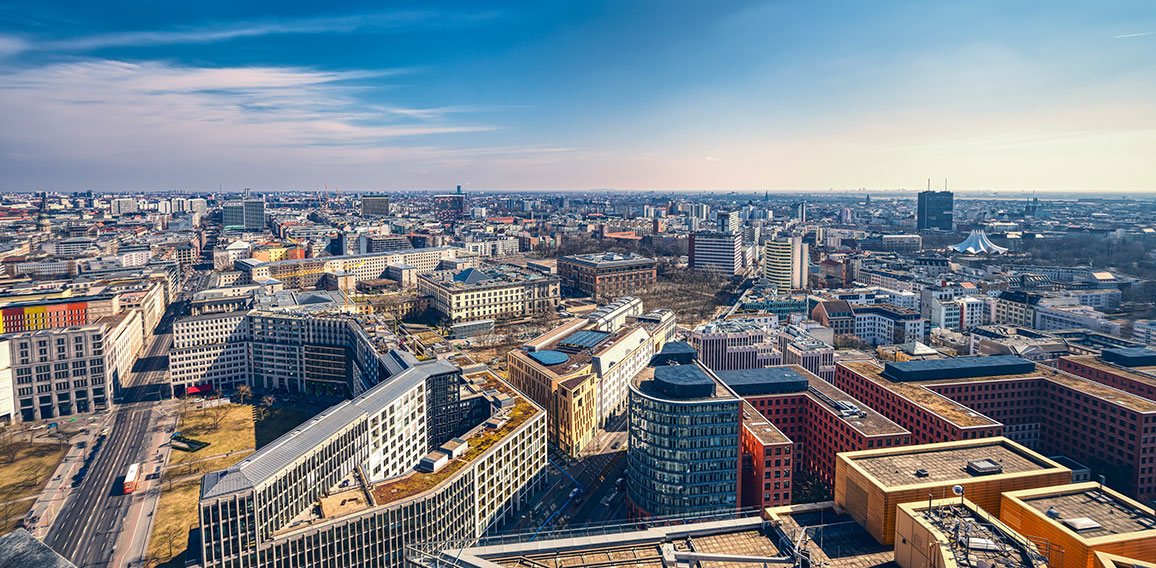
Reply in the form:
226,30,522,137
688,231,743,276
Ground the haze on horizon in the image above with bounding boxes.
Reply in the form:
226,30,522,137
0,1,1153,193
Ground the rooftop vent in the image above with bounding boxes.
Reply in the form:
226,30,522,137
1046,507,1061,519
1062,517,1102,531
915,468,930,478
966,458,1004,476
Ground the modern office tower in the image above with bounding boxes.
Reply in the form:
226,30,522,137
507,303,675,456
433,187,467,222
222,198,265,230
171,197,189,212
836,437,1071,546
763,237,808,291
627,361,742,518
417,266,561,323
110,198,138,216
716,210,740,233
198,361,547,568
688,231,743,276
557,253,657,300
833,354,1156,499
361,195,391,216
917,190,954,231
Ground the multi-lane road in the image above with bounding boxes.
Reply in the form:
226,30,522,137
44,280,190,567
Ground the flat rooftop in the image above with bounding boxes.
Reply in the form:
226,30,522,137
768,503,896,568
839,361,1002,428
850,441,1058,488
1020,488,1156,539
1064,354,1156,388
803,369,908,438
742,403,789,445
904,501,1046,568
633,364,739,403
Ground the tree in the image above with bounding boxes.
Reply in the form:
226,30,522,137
22,462,47,490
257,395,276,422
234,384,252,406
206,403,229,431
0,426,22,464
160,524,185,559
833,334,871,350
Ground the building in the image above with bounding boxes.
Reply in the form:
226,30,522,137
852,304,927,346
1132,320,1156,345
236,247,463,290
110,198,138,216
197,361,546,568
0,294,120,334
833,356,1156,499
417,266,560,323
835,437,1072,545
895,496,1049,568
433,191,466,223
627,361,742,518
718,365,910,494
763,237,809,291
557,253,657,300
688,231,743,276
716,210,740,233
506,306,675,456
222,198,265,230
7,311,142,422
917,190,953,232
687,319,782,371
361,195,391,217
1000,482,1156,568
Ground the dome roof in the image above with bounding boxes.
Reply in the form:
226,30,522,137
949,230,1007,254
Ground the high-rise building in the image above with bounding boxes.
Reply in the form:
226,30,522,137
189,198,208,217
434,186,467,222
110,198,138,216
917,190,954,231
360,195,391,216
688,231,743,276
763,237,809,290
716,210,740,233
222,198,265,230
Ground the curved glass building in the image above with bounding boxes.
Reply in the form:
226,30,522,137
626,362,742,518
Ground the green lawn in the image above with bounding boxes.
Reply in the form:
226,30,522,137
0,443,67,531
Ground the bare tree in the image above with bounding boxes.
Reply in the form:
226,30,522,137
206,404,229,431
22,462,47,490
0,485,20,531
234,384,252,406
257,395,276,422
160,524,185,559
0,427,21,464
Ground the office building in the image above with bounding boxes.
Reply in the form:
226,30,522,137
433,190,466,223
835,437,1071,545
198,361,546,568
716,210,740,233
417,266,560,323
110,198,138,216
895,496,1050,568
361,195,391,217
688,231,743,276
999,482,1156,568
917,190,954,232
832,356,1156,499
763,237,809,291
557,253,656,300
627,361,742,518
235,247,463,290
507,305,675,456
222,198,266,230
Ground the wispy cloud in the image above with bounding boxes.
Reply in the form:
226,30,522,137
1114,31,1155,38
16,10,499,53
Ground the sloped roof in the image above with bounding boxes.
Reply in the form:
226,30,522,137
453,267,492,285
950,230,1008,254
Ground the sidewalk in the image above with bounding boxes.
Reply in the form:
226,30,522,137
25,412,113,539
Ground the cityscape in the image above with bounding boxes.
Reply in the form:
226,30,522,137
1,3,1156,568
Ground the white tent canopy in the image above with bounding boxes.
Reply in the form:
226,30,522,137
949,230,1008,254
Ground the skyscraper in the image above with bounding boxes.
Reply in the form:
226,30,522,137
764,236,809,290
917,190,954,231
716,210,740,233
222,197,265,230
688,231,743,276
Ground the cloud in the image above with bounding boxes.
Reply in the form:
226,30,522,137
0,33,25,56
0,58,582,190
1114,31,1155,38
27,11,499,52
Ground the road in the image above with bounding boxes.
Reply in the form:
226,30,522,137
44,281,189,567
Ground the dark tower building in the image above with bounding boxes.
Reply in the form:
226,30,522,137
917,190,953,231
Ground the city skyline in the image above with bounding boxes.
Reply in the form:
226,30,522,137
0,1,1153,192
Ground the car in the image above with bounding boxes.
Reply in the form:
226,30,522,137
569,488,581,499
612,441,621,450
615,477,625,489
100,427,110,436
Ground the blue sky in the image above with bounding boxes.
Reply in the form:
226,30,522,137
0,1,1153,192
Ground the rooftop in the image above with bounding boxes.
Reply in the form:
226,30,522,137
1016,484,1156,540
903,500,1047,568
883,355,1036,382
848,439,1062,488
767,503,896,568
742,402,789,445
839,361,1003,428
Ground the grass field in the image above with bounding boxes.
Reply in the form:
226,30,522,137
0,443,67,531
147,404,308,567
171,404,307,464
